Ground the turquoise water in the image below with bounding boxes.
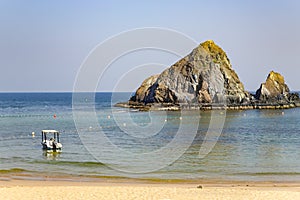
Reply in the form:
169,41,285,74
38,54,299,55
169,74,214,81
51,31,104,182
0,93,300,182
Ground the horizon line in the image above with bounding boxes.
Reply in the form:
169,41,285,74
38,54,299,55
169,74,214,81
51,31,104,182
0,91,135,93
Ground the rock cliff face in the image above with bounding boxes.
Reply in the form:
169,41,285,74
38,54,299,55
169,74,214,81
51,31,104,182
130,40,249,106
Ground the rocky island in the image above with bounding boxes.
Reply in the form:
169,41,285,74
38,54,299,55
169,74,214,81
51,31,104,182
116,40,300,111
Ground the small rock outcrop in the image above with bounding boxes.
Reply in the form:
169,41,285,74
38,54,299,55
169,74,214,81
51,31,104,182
255,71,289,102
255,71,299,104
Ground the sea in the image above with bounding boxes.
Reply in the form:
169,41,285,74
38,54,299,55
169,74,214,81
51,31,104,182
1,92,300,182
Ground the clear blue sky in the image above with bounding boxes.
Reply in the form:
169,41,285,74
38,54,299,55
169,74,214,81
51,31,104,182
0,0,300,92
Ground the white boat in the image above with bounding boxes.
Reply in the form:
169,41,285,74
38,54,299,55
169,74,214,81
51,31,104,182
41,130,62,152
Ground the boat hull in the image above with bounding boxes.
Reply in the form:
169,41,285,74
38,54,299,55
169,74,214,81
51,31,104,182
41,143,62,152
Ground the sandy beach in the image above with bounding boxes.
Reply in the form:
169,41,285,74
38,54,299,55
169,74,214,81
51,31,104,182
0,179,300,200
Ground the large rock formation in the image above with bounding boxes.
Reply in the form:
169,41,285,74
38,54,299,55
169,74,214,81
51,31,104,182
116,40,299,110
130,40,250,107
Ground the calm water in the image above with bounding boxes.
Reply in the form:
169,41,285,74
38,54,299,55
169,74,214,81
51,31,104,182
0,93,300,182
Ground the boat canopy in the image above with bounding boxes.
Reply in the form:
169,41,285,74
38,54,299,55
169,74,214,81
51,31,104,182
42,130,59,134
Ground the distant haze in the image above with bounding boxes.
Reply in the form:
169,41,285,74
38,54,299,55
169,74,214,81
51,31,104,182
0,1,300,92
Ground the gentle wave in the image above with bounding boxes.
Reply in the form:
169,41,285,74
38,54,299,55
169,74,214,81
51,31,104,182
233,172,300,176
0,168,29,174
30,160,106,167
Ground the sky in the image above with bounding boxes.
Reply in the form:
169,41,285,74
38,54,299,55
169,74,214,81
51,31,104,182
0,0,300,92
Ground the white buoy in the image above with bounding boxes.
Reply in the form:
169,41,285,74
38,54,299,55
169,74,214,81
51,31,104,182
123,123,126,127
107,115,111,119
164,119,167,122
32,132,35,138
179,117,182,120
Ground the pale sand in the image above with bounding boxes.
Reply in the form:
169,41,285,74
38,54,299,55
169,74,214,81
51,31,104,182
0,180,300,200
